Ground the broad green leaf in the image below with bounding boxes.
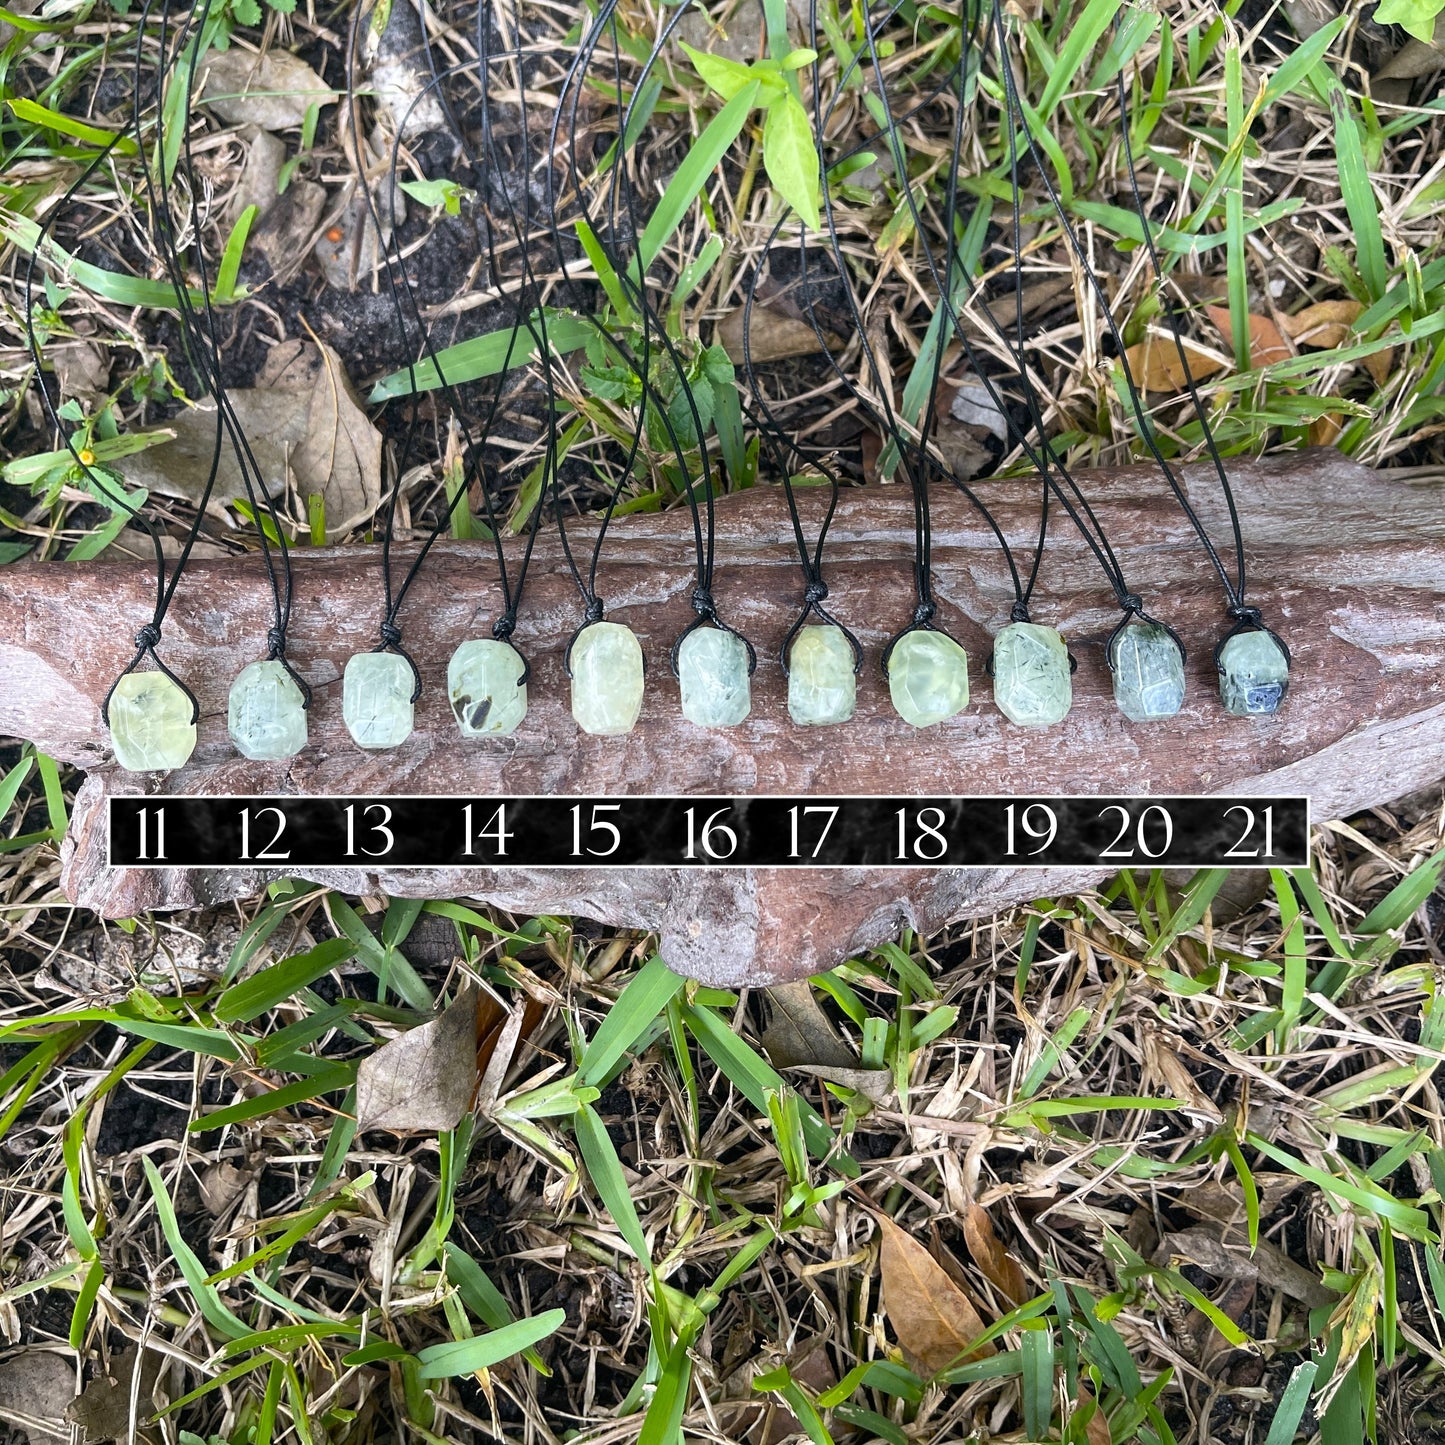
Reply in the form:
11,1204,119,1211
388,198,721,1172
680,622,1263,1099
762,90,821,229
578,955,684,1086
678,42,763,103
215,936,355,1023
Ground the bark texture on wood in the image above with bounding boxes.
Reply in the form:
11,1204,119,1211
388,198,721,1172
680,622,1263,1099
2,451,1441,984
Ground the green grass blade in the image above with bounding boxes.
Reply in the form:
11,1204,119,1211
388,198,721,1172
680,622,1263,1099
1020,1323,1055,1441
575,1101,653,1267
414,1309,565,1379
578,955,685,1087
1328,83,1387,303
1262,1360,1319,1445
215,936,355,1024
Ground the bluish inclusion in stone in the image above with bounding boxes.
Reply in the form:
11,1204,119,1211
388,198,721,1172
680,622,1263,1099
992,622,1072,727
1218,630,1289,716
678,626,751,727
787,624,856,725
448,639,527,737
109,671,197,772
571,621,644,736
1111,623,1186,722
228,660,307,760
343,652,415,749
888,629,970,727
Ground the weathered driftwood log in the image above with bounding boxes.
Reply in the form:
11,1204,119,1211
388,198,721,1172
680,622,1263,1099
1,450,1442,984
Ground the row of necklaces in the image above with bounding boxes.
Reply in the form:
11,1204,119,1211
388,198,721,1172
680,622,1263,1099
30,0,1291,773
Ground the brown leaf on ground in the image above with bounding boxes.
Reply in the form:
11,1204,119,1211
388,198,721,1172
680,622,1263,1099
1376,24,1445,80
1153,1225,1334,1309
118,338,381,533
715,304,843,363
962,1203,1028,1307
878,1214,994,1372
1282,298,1364,349
1205,306,1292,369
763,980,857,1069
1123,334,1227,392
66,1343,163,1444
0,1349,74,1445
199,48,338,131
356,982,480,1133
1309,412,1344,448
1075,1385,1112,1445
1363,346,1395,389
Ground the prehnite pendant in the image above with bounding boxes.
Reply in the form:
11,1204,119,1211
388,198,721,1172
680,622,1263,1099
787,624,855,726
448,639,527,737
1218,630,1289,716
343,652,415,749
228,660,307,760
1111,623,1185,722
888,630,969,728
992,621,1072,727
677,626,750,727
571,621,644,736
109,671,197,772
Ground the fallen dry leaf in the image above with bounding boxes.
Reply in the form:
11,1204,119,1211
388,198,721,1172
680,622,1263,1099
1205,305,1292,369
715,304,843,363
118,338,382,533
1363,345,1395,389
1376,25,1445,81
962,1202,1028,1308
1309,412,1344,448
1282,298,1364,349
0,1349,74,1445
66,1343,162,1444
1123,334,1227,392
763,980,857,1069
1076,1385,1112,1445
878,1214,993,1373
200,48,338,131
356,983,479,1133
1153,1225,1334,1309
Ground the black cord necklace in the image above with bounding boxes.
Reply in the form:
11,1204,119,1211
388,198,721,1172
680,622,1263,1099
1112,47,1290,715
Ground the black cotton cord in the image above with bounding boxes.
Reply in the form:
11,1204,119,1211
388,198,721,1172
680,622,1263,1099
986,0,1279,675
1112,47,1286,671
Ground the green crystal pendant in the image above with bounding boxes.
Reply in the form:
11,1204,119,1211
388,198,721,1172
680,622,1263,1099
1111,623,1185,722
992,621,1072,728
788,624,856,726
448,639,527,737
1218,630,1289,716
110,671,197,772
677,627,751,727
571,621,644,736
343,652,415,749
228,660,307,760
888,630,970,727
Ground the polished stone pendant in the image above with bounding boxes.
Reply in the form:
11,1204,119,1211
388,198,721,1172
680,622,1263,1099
992,621,1072,727
788,624,856,726
1218,630,1289,716
571,621,644,736
110,671,197,772
448,639,527,737
678,627,750,728
888,630,969,728
343,652,415,749
1111,623,1185,723
228,660,307,760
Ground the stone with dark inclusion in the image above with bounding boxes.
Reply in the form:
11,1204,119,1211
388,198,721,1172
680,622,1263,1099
787,624,856,726
1111,623,1185,722
1218,630,1289,716
678,626,751,727
343,652,415,749
448,639,527,737
571,621,644,736
991,621,1072,727
109,671,196,772
228,659,307,760
888,629,970,727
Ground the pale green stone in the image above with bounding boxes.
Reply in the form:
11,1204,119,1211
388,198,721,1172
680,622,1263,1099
678,627,750,728
448,639,527,737
888,630,970,727
1112,623,1185,723
571,621,644,736
110,670,196,772
228,660,307,760
1219,630,1289,716
343,652,415,749
992,621,1072,727
788,624,856,726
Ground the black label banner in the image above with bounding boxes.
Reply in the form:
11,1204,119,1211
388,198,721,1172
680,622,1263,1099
107,795,1309,869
